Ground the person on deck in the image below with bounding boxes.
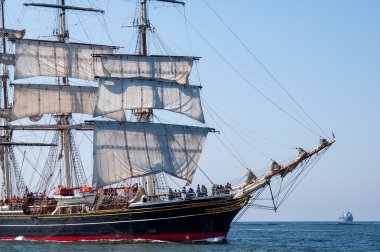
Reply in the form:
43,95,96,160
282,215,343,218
168,188,174,200
201,185,208,197
182,187,187,199
196,184,201,197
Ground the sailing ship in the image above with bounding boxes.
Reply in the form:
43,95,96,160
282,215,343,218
0,0,334,242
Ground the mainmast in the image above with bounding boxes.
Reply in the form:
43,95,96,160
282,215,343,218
23,1,104,188
58,0,72,188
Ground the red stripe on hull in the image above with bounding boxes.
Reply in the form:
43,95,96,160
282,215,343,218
0,232,227,242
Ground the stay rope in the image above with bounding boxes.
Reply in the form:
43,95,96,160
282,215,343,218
202,0,330,140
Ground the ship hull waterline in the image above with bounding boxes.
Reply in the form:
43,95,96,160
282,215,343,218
0,195,249,242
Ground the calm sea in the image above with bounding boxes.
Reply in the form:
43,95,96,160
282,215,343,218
0,222,379,251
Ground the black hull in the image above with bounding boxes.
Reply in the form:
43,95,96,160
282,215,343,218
0,195,249,242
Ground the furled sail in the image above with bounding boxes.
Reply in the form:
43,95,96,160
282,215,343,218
100,54,195,84
14,39,115,80
0,53,15,65
0,109,11,119
92,121,208,188
95,77,205,123
0,28,25,41
10,84,125,121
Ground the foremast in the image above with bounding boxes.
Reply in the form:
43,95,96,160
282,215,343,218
134,0,185,195
137,0,153,195
134,0,185,122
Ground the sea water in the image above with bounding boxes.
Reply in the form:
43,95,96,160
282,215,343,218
0,222,379,251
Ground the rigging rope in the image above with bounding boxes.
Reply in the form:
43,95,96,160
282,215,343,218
176,9,321,138
203,95,295,149
275,149,327,209
182,8,318,135
231,187,266,227
231,146,330,224
181,6,202,86
202,102,251,165
214,133,249,169
202,0,330,140
203,99,273,161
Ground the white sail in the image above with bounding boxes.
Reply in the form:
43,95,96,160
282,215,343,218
100,54,194,84
95,77,205,123
10,84,125,121
14,39,115,80
92,121,208,188
0,53,15,65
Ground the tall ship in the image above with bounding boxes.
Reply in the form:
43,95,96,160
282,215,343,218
0,0,334,242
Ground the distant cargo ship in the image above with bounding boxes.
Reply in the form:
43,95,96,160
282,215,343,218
339,212,353,223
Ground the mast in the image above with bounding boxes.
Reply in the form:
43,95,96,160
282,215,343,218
137,0,153,195
58,0,72,187
0,0,10,199
134,0,185,123
139,0,148,56
24,1,104,188
1,0,7,108
133,0,153,123
58,0,68,43
135,0,185,195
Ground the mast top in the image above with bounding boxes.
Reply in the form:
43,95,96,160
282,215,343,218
135,0,185,122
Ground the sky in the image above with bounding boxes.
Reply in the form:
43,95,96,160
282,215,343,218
4,0,380,221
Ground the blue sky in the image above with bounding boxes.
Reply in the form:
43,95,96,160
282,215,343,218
5,0,380,221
